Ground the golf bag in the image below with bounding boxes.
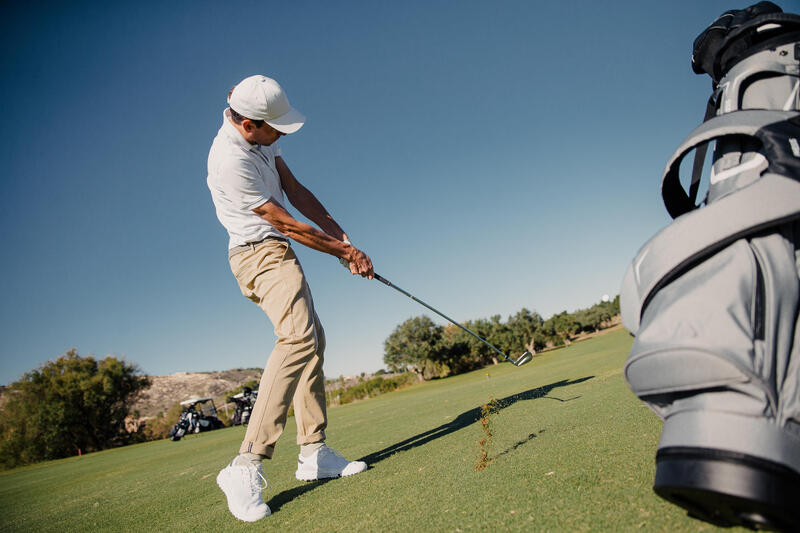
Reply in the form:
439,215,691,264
168,408,195,441
228,387,256,426
619,2,800,530
169,404,225,441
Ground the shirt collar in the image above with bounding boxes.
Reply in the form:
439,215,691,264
221,108,260,152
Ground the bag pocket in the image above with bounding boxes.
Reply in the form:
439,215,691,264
625,238,766,404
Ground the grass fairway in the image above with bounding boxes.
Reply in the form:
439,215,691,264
0,329,739,532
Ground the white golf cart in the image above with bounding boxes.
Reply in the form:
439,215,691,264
169,396,225,441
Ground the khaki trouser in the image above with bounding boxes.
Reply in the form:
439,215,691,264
229,239,327,459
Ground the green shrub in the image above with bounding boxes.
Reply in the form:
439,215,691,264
326,373,416,406
142,403,184,440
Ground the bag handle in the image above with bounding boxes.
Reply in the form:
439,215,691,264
661,110,799,218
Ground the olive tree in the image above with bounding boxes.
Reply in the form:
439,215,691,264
383,316,445,379
0,349,150,469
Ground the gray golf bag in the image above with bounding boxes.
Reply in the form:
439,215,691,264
619,3,800,530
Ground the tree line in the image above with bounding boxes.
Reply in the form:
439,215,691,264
0,297,619,469
383,296,620,380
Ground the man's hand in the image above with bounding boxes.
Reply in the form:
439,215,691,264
341,240,374,279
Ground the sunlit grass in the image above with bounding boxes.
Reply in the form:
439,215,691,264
0,329,742,532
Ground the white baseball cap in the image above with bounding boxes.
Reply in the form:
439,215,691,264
228,75,305,134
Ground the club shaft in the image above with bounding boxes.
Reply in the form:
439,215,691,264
374,273,516,364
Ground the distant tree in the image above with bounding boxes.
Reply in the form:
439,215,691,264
486,315,512,363
456,318,502,366
439,324,481,374
548,311,580,345
574,307,603,333
506,308,544,354
538,315,562,347
530,330,550,352
383,316,444,379
439,310,543,370
381,295,622,380
573,298,620,333
0,349,150,469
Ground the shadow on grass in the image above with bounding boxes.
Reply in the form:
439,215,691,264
267,376,592,513
268,478,333,513
494,431,541,461
360,376,593,464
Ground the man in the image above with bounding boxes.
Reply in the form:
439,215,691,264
207,75,374,522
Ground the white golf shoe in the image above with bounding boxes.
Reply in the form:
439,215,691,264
216,461,271,522
295,444,367,481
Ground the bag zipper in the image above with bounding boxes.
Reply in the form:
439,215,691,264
753,255,765,341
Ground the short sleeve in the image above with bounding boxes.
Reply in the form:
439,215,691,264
218,158,270,211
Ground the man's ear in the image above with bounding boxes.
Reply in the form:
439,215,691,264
242,119,255,132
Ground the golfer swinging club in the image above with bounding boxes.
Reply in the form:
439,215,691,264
207,75,374,522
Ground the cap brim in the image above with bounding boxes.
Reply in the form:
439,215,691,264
266,107,305,134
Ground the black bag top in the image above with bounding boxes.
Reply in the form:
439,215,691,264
691,2,800,84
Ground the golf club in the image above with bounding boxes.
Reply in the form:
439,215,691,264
374,273,533,367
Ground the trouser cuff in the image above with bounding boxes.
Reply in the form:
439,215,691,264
239,442,275,460
297,430,326,446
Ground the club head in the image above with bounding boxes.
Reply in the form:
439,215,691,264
514,351,533,366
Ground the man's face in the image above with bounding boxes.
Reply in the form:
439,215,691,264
249,121,284,146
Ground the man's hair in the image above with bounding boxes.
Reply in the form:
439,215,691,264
228,107,265,128
227,87,265,127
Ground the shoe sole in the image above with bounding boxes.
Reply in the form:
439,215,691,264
296,471,340,481
295,464,368,481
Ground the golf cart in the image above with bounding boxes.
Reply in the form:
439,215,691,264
169,397,225,441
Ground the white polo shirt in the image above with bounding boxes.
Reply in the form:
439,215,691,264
207,109,288,249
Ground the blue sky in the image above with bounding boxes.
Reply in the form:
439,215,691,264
0,0,761,384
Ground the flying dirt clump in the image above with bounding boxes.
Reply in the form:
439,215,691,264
475,397,501,470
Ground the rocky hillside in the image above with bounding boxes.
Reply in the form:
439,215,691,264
1,368,390,422
133,368,262,419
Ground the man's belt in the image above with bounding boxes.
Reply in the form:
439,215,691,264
228,236,289,259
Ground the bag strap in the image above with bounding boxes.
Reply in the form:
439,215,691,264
688,96,718,208
622,111,800,332
661,110,799,218
622,172,800,333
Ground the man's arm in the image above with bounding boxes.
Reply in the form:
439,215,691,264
252,198,374,278
275,156,349,241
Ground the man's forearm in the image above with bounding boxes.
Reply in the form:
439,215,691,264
253,196,374,278
277,214,349,258
276,215,372,278
292,187,347,241
253,199,352,260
